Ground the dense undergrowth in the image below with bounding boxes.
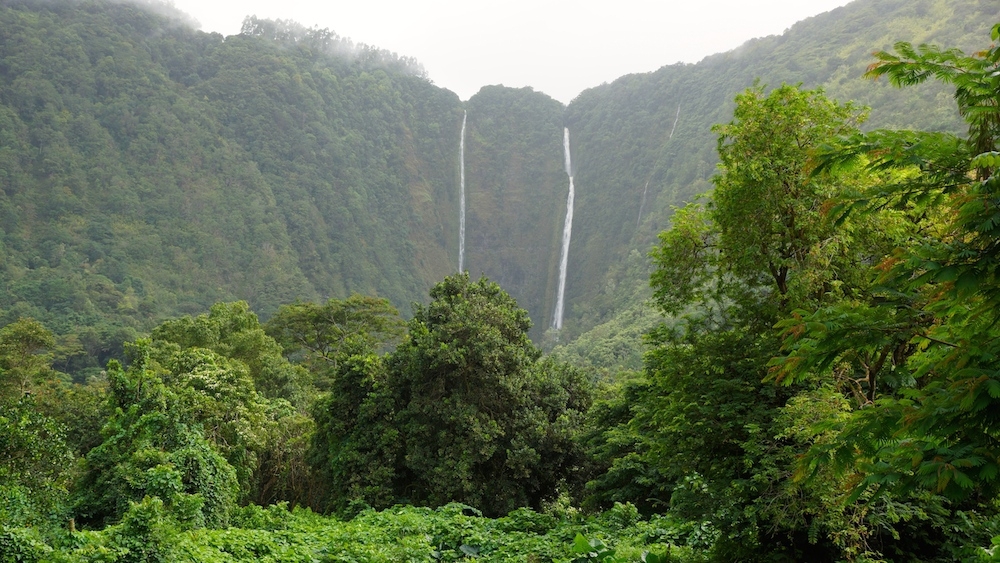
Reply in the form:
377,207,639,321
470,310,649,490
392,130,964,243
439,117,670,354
2,502,711,562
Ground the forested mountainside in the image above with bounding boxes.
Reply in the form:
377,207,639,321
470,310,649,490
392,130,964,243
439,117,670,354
0,0,463,374
558,0,996,351
0,0,996,373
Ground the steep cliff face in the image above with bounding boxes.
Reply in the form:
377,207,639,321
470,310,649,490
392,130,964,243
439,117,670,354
557,0,994,339
191,31,464,306
461,86,567,338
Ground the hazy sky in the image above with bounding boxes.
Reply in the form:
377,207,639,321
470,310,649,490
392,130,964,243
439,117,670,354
168,0,854,104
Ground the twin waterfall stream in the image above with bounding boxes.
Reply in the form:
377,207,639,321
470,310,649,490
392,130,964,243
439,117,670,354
553,128,574,331
457,116,576,332
458,111,467,273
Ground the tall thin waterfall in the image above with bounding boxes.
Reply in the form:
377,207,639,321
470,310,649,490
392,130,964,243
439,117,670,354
553,127,575,330
637,180,649,227
458,110,467,272
637,106,678,227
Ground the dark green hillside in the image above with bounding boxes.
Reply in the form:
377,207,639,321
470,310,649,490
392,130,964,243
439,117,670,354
0,0,310,368
0,0,463,374
194,18,463,303
463,86,567,338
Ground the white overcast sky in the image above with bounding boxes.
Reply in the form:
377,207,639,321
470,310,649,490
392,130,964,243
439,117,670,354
167,0,854,104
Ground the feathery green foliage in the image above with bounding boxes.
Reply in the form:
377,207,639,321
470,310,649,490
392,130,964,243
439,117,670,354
779,22,1000,506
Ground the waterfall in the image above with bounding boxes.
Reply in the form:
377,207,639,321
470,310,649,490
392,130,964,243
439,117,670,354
637,180,649,227
458,110,467,272
636,106,677,228
553,127,575,331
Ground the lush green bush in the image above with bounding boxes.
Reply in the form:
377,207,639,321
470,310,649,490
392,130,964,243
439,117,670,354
310,274,593,516
72,348,241,529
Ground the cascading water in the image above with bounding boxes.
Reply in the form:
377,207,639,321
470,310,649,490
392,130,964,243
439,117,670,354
638,106,679,227
458,110,467,272
637,180,649,227
553,127,575,330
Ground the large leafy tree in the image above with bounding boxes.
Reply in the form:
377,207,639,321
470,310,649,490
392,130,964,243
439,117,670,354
264,296,406,509
0,318,57,401
148,302,323,506
265,294,405,389
75,302,323,524
151,301,310,404
73,341,240,529
644,84,872,485
649,85,892,330
710,84,865,307
0,398,74,529
308,352,399,513
778,23,1000,505
591,85,923,559
0,318,75,528
310,274,591,516
391,275,591,514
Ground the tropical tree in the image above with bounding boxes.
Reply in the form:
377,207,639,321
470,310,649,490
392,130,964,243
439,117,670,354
0,395,74,528
390,274,591,515
594,84,917,559
710,84,866,308
0,318,57,401
151,301,310,404
310,274,591,516
644,83,872,483
308,352,398,513
73,340,240,528
74,301,326,523
265,294,405,389
0,318,75,528
777,23,1000,506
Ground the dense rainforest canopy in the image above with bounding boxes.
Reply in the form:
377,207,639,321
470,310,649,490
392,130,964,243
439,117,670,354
2,0,1000,561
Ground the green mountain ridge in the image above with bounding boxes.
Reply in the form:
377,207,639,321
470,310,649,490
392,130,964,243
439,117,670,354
0,0,995,372
555,0,995,354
